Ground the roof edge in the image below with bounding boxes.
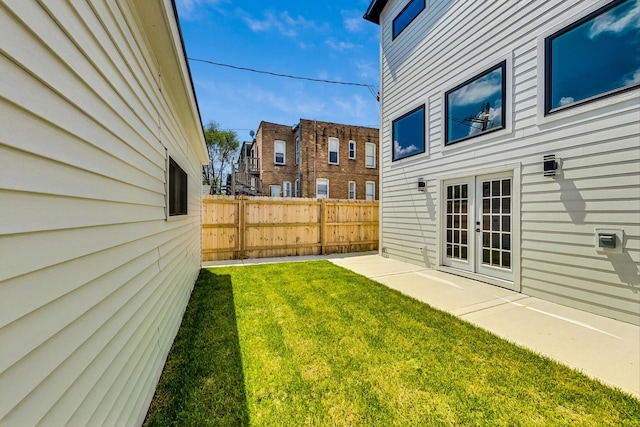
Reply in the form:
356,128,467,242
363,0,388,24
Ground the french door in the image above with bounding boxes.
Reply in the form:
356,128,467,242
442,173,514,286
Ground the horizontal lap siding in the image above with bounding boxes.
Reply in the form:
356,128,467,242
379,0,640,324
0,1,203,425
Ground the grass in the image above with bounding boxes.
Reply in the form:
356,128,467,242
144,261,640,426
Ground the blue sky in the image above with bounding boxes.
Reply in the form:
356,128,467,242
175,0,380,141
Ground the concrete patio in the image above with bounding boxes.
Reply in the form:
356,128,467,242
203,252,640,398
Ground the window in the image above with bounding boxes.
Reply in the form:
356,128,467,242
283,181,292,197
348,181,356,200
393,0,425,39
328,137,339,165
274,140,286,165
445,61,506,145
392,106,425,161
366,181,375,201
269,185,281,197
365,142,376,168
168,157,187,216
295,179,300,198
545,0,640,114
349,140,356,159
316,178,329,199
295,136,300,165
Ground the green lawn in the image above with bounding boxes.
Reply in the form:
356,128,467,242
144,261,640,426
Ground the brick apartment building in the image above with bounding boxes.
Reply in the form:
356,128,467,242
234,119,379,200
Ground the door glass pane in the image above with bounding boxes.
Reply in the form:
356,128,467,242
445,184,468,261
480,177,512,270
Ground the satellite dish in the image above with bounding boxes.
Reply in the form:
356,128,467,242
249,130,255,138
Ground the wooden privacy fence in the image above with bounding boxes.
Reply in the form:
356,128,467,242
202,195,379,261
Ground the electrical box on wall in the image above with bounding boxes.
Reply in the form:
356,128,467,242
594,228,624,253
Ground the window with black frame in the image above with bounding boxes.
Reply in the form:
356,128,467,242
169,157,187,216
445,61,506,146
392,105,425,161
393,0,425,39
545,0,640,114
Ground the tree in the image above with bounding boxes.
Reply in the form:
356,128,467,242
202,121,239,194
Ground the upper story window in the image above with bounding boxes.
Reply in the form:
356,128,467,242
445,61,506,146
348,181,356,200
349,140,356,159
168,157,187,216
328,137,339,165
295,136,300,165
545,0,640,114
393,0,425,39
274,140,286,165
365,142,377,168
392,106,425,161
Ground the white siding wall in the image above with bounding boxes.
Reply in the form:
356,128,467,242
379,0,640,324
0,0,207,425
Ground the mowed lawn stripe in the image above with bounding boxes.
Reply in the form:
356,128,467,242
145,261,640,426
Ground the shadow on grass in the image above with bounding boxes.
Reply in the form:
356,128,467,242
144,269,248,426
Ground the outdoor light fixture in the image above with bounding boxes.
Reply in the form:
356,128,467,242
418,178,426,191
543,154,558,177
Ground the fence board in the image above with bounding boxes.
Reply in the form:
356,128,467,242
201,195,379,261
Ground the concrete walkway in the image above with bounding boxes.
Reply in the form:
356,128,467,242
203,253,640,398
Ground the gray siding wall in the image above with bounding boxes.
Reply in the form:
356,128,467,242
0,0,206,425
378,0,640,324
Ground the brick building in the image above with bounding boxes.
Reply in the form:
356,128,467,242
234,119,379,200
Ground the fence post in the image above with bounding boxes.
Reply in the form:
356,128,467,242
320,198,327,255
239,196,246,259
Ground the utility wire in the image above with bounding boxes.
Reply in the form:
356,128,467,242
188,57,378,92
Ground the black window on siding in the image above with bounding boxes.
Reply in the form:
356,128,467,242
445,61,506,146
545,0,640,114
392,105,425,161
169,157,187,216
393,0,425,39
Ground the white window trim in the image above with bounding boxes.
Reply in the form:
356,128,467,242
283,181,292,197
365,142,377,169
295,136,300,165
328,137,339,165
274,140,286,165
536,0,638,125
440,51,513,152
348,181,356,200
316,178,329,199
349,140,356,159
366,181,375,201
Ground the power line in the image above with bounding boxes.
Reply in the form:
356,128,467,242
188,57,378,92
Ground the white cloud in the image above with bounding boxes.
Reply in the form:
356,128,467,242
559,96,575,107
176,0,225,20
624,67,640,86
394,140,418,157
449,70,502,107
325,39,360,50
354,60,377,80
241,10,322,37
589,0,640,39
341,10,364,33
